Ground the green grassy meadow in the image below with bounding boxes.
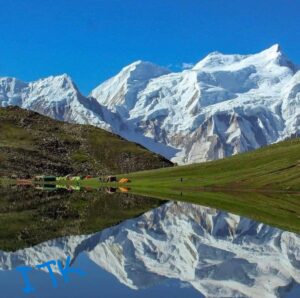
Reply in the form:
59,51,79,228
123,137,300,191
78,137,300,233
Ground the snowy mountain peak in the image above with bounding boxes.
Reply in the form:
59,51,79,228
264,43,281,53
110,60,170,87
25,74,81,105
1,44,299,165
192,44,289,71
254,43,292,65
30,73,78,91
90,60,170,114
192,51,246,70
0,73,109,128
89,44,300,164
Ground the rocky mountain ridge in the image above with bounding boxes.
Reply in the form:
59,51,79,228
1,44,299,164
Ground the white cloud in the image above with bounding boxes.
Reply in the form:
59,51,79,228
181,62,194,70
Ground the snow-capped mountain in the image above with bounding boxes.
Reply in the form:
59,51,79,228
1,201,300,298
91,60,170,117
1,44,299,164
90,44,300,163
0,74,111,130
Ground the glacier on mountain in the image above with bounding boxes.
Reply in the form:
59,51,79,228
1,44,299,164
1,201,300,298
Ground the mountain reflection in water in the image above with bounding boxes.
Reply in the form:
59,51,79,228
0,197,300,298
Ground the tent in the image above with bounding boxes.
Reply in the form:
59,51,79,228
119,178,130,183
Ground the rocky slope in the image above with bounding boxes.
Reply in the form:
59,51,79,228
1,44,299,164
0,106,172,177
1,201,300,298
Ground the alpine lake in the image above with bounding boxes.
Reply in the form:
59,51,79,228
0,183,300,298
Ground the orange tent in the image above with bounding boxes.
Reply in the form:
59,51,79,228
118,178,131,183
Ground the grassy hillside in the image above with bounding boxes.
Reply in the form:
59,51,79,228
0,106,172,177
124,137,300,191
76,138,300,233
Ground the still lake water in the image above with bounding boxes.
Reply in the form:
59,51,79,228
0,186,300,298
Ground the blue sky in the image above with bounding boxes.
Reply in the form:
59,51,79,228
0,0,299,94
